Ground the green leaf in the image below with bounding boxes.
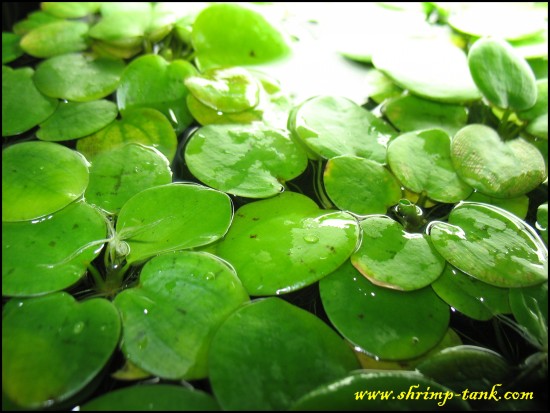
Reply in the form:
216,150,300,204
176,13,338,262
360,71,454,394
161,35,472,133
387,129,473,203
114,251,248,379
451,124,546,198
12,11,62,36
185,124,307,198
372,38,480,103
41,2,101,18
209,297,359,410
509,282,547,348
2,200,106,297
2,32,23,64
117,54,197,135
76,108,177,162
116,183,233,264
85,143,172,214
37,100,118,142
536,203,548,244
88,8,150,44
216,191,360,296
81,385,220,411
320,260,450,360
429,202,548,288
526,113,548,139
431,265,511,321
33,53,125,102
289,95,396,162
185,67,260,113
290,371,470,411
468,37,537,111
191,3,290,69
465,191,529,219
2,293,121,409
323,156,402,215
2,141,89,222
382,94,468,136
20,21,89,58
2,66,58,137
351,216,446,291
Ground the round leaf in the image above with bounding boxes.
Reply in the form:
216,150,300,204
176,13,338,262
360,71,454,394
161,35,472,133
215,191,360,296
518,79,548,121
2,141,89,222
2,66,58,137
41,2,100,19
85,143,172,214
387,129,473,203
114,251,249,379
324,156,402,215
2,293,121,409
81,385,220,411
76,108,177,162
209,297,359,410
33,53,125,102
383,94,468,136
468,37,537,111
372,38,480,103
320,260,450,360
509,282,548,348
2,32,23,64
20,21,89,58
12,11,62,36
429,202,548,288
191,3,290,69
432,265,511,321
451,124,546,198
37,100,118,142
2,200,106,297
351,216,446,291
184,124,308,198
117,54,197,134
116,183,233,264
289,95,396,162
465,191,529,219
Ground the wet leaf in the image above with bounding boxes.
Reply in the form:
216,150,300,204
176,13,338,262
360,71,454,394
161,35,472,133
20,21,89,58
387,129,473,203
320,260,450,360
216,191,360,296
451,124,546,198
536,203,548,244
2,200,106,297
351,216,446,291
2,141,89,222
2,66,58,137
185,124,307,198
323,156,402,215
2,293,120,408
37,100,118,142
209,297,359,410
429,202,548,288
114,251,249,379
2,32,23,64
34,53,125,102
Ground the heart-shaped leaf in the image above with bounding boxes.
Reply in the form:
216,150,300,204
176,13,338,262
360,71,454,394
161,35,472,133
468,37,537,111
2,293,121,409
2,66,58,137
37,100,118,142
184,124,307,198
323,156,402,215
209,297,359,410
320,260,450,360
81,385,220,411
289,95,396,162
2,141,89,222
351,216,446,291
114,251,249,379
85,143,172,214
451,124,546,198
76,108,177,162
20,20,89,58
117,54,197,134
2,32,23,64
215,191,360,295
116,183,233,264
191,3,290,69
431,265,511,321
33,52,125,102
388,129,473,203
509,282,548,348
429,202,548,288
2,200,106,297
